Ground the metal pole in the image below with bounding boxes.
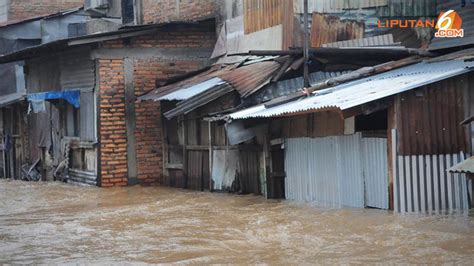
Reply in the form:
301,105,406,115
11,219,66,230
303,0,310,88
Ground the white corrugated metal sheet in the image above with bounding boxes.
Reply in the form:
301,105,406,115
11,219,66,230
285,134,388,209
158,77,226,101
229,60,474,120
448,156,474,174
392,130,472,213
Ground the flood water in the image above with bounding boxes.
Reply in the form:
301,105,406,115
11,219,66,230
0,179,473,264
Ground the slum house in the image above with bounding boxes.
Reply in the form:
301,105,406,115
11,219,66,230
136,0,442,195
138,33,426,195
224,48,474,213
138,57,284,194
0,7,123,180
211,1,472,210
0,18,216,186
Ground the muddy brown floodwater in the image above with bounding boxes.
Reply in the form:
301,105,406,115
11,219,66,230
0,179,473,264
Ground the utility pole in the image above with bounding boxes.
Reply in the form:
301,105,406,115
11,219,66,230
303,0,310,88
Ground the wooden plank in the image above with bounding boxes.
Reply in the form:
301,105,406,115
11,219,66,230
391,129,398,212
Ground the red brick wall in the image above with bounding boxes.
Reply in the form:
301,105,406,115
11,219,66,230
8,0,83,21
133,59,203,185
97,59,128,187
97,23,215,187
141,0,217,24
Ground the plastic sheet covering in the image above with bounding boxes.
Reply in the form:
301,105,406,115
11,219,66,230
27,90,80,108
211,149,239,190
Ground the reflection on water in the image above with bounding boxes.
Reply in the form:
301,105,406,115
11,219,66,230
0,179,473,264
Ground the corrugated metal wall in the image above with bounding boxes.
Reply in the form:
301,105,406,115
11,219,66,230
430,0,474,50
285,134,389,208
243,0,283,34
310,13,364,48
395,75,469,156
59,47,95,90
362,138,389,209
392,129,472,213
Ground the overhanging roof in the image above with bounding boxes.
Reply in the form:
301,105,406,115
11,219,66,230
227,59,474,120
0,18,215,64
0,91,26,108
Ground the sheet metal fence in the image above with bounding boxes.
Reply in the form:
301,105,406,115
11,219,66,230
285,133,388,209
392,129,473,213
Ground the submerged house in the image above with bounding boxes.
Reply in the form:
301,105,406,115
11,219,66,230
0,19,216,186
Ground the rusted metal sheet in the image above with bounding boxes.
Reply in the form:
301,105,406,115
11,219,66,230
322,34,395,48
243,0,283,34
296,0,389,13
395,73,470,155
310,13,364,48
429,1,474,51
186,150,209,191
218,61,282,97
238,150,261,194
164,83,234,119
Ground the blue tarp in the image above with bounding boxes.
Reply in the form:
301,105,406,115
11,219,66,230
27,90,80,108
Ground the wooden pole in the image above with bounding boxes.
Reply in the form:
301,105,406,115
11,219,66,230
303,0,309,88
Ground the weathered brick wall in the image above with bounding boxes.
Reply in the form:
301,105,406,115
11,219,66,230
142,0,217,24
98,59,128,187
133,59,203,185
8,0,83,21
97,23,215,187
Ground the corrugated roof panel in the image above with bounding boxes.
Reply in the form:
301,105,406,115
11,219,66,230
251,71,348,103
448,156,474,174
429,1,474,50
159,77,225,101
322,34,396,48
229,60,474,119
296,0,389,13
218,60,281,97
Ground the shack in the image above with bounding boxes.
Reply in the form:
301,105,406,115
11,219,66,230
224,50,474,212
0,19,216,186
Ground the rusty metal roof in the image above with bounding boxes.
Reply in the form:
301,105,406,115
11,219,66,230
140,57,284,102
448,156,474,174
218,61,282,97
228,59,474,119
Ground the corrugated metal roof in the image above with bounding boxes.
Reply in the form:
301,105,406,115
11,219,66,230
296,0,389,13
429,1,474,50
322,34,396,48
296,0,436,17
0,91,25,108
228,60,474,119
218,60,282,97
158,77,225,101
448,156,474,174
251,71,348,103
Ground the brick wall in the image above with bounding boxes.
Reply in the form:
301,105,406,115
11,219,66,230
133,59,203,185
97,23,215,187
8,0,83,21
141,0,217,24
98,59,128,187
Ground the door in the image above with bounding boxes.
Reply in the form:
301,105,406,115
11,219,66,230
361,137,389,209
